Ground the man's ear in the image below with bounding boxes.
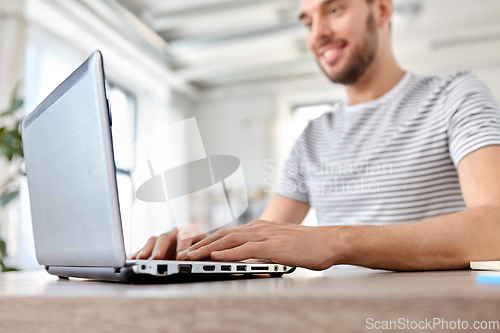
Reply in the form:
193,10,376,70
376,0,394,29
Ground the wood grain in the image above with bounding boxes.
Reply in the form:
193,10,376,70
1,269,499,332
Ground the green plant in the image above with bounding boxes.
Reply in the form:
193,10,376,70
0,83,24,205
0,83,24,272
0,239,17,272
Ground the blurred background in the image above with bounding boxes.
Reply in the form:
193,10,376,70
1,0,500,271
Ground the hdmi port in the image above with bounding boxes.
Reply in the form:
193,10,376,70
203,265,215,271
250,266,268,271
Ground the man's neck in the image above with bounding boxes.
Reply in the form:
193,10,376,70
345,50,405,106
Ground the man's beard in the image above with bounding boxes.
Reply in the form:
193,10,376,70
320,13,378,85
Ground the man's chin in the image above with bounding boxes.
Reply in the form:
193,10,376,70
323,69,351,84
319,61,351,84
320,63,364,85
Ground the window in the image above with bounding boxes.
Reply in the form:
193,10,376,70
106,83,136,255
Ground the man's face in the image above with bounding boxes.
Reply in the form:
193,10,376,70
300,0,379,85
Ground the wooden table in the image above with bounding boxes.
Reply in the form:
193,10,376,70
1,266,499,332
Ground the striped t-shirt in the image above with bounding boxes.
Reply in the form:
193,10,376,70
277,71,500,226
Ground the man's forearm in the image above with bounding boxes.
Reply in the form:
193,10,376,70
260,195,310,224
332,204,500,271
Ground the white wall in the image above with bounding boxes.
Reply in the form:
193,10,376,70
473,67,500,103
192,93,276,191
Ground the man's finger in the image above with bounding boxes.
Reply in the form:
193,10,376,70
150,233,174,260
176,233,209,259
135,237,157,259
177,229,231,258
178,228,253,259
176,237,193,257
210,242,263,262
184,232,258,261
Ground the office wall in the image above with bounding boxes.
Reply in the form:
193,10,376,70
188,93,275,221
474,67,500,102
192,94,276,190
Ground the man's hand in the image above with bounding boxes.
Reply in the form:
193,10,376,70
131,225,209,260
177,220,341,270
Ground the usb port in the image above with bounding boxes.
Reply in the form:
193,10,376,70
221,265,231,271
178,264,192,273
236,265,246,271
250,266,268,271
157,265,168,275
203,265,215,271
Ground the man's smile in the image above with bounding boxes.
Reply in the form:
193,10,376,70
318,42,347,64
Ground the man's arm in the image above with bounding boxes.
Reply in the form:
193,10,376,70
339,145,500,270
178,146,500,271
260,195,310,224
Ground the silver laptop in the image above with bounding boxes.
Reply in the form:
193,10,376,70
22,51,294,282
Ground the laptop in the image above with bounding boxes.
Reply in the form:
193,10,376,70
470,261,500,271
22,51,295,282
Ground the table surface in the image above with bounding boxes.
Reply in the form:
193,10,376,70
0,266,498,299
1,266,500,332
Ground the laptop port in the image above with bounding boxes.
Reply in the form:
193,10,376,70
178,264,192,273
203,265,215,271
157,265,168,275
250,266,268,271
236,265,246,271
274,265,279,272
221,265,231,271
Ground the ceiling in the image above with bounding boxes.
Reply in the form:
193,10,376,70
108,0,500,90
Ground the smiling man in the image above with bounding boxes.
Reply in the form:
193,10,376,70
133,0,500,271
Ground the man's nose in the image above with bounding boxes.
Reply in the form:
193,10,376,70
309,16,334,51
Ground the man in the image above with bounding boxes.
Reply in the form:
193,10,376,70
132,0,500,271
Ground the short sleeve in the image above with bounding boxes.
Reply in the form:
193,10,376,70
446,72,500,167
275,136,309,203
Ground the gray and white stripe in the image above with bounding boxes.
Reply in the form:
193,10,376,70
277,71,500,226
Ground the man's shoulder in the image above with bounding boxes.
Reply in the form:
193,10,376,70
407,70,496,116
298,70,493,137
423,70,490,98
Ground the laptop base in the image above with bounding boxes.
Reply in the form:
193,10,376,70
47,260,295,283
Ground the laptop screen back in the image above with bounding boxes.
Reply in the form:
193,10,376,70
22,52,126,267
